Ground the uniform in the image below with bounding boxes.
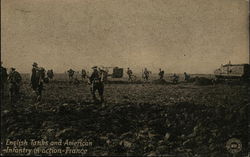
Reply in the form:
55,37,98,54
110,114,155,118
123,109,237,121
159,69,164,80
144,68,150,81
81,69,87,79
0,64,8,97
0,65,8,84
184,72,190,81
172,74,179,84
8,68,22,102
47,70,54,79
31,63,44,101
67,69,75,81
89,67,104,102
127,68,133,81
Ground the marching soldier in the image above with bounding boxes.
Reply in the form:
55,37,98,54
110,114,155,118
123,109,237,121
8,67,22,103
184,72,190,82
89,66,104,102
67,69,75,82
172,73,179,84
159,68,164,80
81,69,87,80
47,69,54,80
99,68,108,83
127,68,133,81
143,68,150,81
1,62,8,98
31,62,45,101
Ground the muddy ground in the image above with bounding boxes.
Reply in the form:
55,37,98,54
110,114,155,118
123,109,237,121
1,76,249,156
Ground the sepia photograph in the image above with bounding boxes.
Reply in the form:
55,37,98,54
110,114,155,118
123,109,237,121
1,0,249,156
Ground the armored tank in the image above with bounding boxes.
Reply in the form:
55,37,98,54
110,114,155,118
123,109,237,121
112,67,123,78
214,63,250,79
101,66,124,78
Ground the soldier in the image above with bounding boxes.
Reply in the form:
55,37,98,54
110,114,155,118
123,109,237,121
99,68,108,83
1,62,8,98
184,72,190,82
89,66,104,102
172,73,179,84
159,68,164,80
127,68,133,81
31,62,45,101
81,69,87,80
143,68,150,81
8,67,22,103
47,69,54,80
67,69,75,81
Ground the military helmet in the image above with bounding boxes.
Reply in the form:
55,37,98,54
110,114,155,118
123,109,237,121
32,62,38,67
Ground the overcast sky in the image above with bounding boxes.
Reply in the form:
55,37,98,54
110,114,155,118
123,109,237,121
1,0,249,73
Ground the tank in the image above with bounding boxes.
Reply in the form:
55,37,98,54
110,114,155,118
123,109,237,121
101,66,124,79
214,63,250,79
112,67,123,78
